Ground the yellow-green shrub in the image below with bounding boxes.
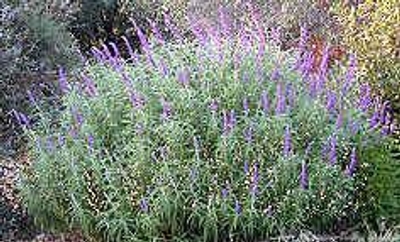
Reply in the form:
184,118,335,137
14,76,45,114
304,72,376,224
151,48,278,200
333,0,400,98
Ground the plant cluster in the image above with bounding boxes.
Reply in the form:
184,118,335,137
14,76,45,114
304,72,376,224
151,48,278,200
19,10,396,241
0,0,79,157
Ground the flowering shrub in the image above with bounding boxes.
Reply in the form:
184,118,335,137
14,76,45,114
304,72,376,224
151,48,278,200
20,13,394,241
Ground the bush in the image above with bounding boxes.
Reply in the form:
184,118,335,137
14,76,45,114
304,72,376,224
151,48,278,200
332,0,400,116
0,1,79,157
20,13,394,241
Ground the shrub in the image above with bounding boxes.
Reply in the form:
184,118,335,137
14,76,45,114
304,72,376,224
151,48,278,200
332,0,400,116
20,13,394,241
0,1,79,157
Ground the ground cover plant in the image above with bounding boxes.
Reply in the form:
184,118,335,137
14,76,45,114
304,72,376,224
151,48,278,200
15,4,398,242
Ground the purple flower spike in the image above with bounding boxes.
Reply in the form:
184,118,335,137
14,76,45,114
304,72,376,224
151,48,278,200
234,199,241,215
209,99,219,113
261,91,269,115
300,161,309,190
121,36,136,62
218,6,231,38
58,135,65,147
275,83,286,115
283,125,292,157
345,147,358,177
158,58,169,76
222,187,228,199
369,105,381,129
328,135,337,166
335,111,344,129
140,198,149,212
161,98,172,120
243,97,250,116
326,91,337,113
319,44,330,77
270,27,281,46
131,19,150,52
109,42,120,58
82,74,98,97
88,134,94,153
46,137,54,153
251,163,259,195
271,68,281,81
244,160,249,175
342,54,357,95
147,18,165,45
58,67,69,94
177,68,190,87
163,12,182,42
27,89,36,105
244,125,253,144
222,110,236,136
358,83,372,112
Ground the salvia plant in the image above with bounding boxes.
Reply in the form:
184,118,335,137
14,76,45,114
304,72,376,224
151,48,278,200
19,5,395,242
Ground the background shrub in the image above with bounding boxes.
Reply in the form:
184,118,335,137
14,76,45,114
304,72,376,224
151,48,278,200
0,0,79,157
20,14,394,241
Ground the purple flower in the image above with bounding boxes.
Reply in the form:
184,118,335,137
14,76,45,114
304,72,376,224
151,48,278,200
328,135,337,166
335,111,344,129
275,83,286,115
243,97,250,116
251,162,259,195
218,6,231,38
369,105,381,129
222,110,236,136
345,147,357,177
300,161,309,190
82,74,98,97
90,46,106,63
121,36,136,62
349,119,360,134
163,12,182,42
158,58,169,76
46,137,54,153
221,187,228,199
283,125,292,157
147,18,165,45
131,19,150,52
301,51,314,80
129,90,145,110
71,107,84,127
189,18,207,46
358,83,372,112
161,98,172,120
286,83,295,108
271,68,281,81
140,198,149,212
234,199,241,215
177,68,190,87
109,41,120,58
270,27,281,46
244,125,253,144
244,160,249,175
209,99,219,113
318,44,330,78
326,91,337,113
58,135,65,147
27,89,36,105
87,134,94,152
261,90,269,115
58,67,69,94
342,54,357,95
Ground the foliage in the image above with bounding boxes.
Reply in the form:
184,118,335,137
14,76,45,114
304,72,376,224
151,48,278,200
332,0,400,115
0,1,79,157
19,13,394,241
